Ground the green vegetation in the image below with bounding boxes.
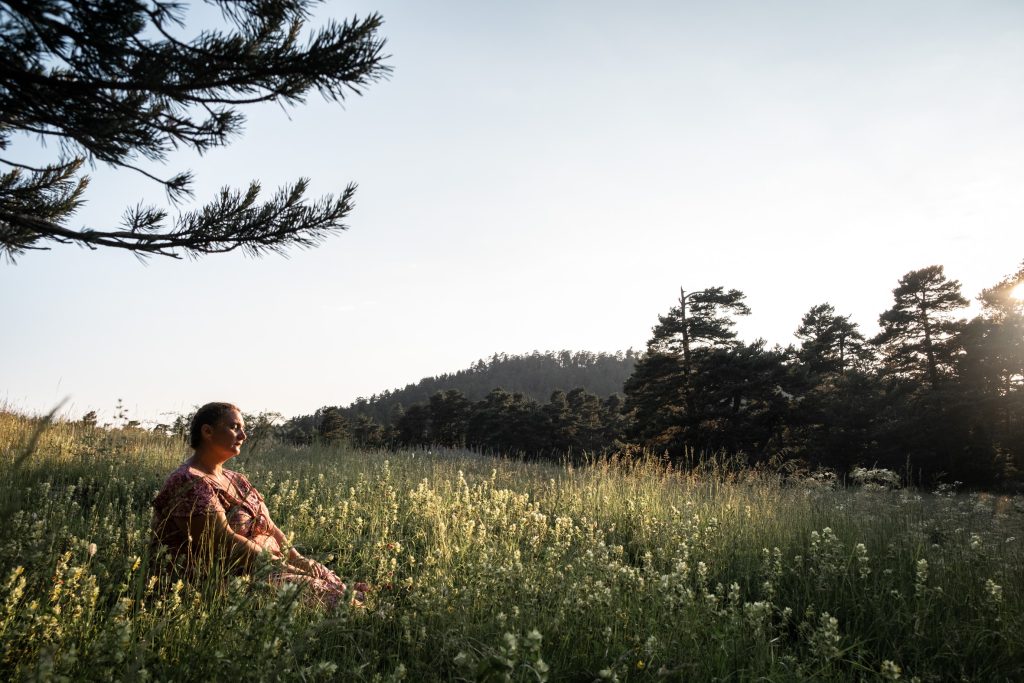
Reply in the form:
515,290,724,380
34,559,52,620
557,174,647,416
290,262,1024,489
2,411,1021,681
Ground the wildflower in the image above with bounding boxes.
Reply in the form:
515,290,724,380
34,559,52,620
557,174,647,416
313,662,338,676
636,660,646,670
914,559,928,596
86,543,97,558
855,543,871,579
277,582,299,600
809,611,841,661
880,659,902,680
727,582,741,607
744,600,772,636
985,579,1003,604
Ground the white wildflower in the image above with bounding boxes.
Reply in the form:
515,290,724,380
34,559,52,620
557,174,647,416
880,659,902,680
914,559,928,596
855,543,871,579
985,579,1003,604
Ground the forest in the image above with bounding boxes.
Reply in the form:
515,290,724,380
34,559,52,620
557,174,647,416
275,262,1023,489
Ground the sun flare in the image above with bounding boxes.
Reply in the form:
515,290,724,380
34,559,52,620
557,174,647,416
1011,281,1024,301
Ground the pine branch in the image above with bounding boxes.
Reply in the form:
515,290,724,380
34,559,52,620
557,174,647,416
0,179,355,260
0,0,389,260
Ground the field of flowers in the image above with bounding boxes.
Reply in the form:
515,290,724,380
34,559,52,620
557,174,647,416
0,411,1022,681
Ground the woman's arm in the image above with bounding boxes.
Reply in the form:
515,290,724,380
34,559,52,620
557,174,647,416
268,519,289,550
183,508,280,569
263,508,307,566
270,522,316,571
265,518,332,578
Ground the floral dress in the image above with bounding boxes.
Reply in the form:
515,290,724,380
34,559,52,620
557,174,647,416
151,464,348,607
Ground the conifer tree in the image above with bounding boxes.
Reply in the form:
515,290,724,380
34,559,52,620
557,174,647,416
396,404,430,446
0,0,389,260
642,287,750,420
317,406,348,442
351,414,386,449
978,261,1024,321
542,390,573,453
466,389,517,453
648,287,750,360
959,262,1024,476
795,303,873,375
873,266,968,388
962,262,1024,401
623,351,687,453
625,286,757,459
427,390,471,448
565,387,605,453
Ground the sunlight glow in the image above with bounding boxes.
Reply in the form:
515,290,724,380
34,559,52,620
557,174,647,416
1011,282,1024,301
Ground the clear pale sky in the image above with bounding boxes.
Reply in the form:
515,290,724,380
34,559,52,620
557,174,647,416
2,0,1023,424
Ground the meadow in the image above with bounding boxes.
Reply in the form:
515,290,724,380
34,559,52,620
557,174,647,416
0,411,1021,682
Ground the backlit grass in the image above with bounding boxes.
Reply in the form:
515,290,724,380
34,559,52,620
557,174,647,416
1,410,1021,681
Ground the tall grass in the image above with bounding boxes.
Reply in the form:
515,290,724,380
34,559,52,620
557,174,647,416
0,410,1021,681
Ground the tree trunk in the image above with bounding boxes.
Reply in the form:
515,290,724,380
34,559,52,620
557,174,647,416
918,295,940,388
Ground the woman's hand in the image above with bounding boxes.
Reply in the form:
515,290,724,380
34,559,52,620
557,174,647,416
285,549,333,581
285,548,312,572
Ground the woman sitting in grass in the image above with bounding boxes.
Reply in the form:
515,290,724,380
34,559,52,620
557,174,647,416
151,401,363,607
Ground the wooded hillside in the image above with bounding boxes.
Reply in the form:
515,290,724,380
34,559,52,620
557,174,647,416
340,350,637,425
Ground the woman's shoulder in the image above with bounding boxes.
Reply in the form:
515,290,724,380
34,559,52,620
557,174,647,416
224,469,259,494
160,462,208,486
154,463,216,506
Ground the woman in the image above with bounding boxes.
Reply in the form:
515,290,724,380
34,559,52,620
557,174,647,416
152,402,361,607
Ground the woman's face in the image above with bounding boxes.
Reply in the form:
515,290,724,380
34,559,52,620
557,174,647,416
203,409,247,459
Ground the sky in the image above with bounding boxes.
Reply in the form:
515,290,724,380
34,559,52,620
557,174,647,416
2,0,1023,425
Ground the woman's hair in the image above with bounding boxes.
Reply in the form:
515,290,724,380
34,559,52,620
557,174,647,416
189,402,241,449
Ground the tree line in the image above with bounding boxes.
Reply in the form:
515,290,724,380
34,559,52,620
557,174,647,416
317,350,638,426
281,263,1022,487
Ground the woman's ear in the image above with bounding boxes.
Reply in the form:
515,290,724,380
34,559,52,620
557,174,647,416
200,423,214,442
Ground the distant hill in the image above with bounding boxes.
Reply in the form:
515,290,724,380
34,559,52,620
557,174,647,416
341,350,639,424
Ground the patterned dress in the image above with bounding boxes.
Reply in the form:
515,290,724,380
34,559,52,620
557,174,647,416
151,463,348,607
